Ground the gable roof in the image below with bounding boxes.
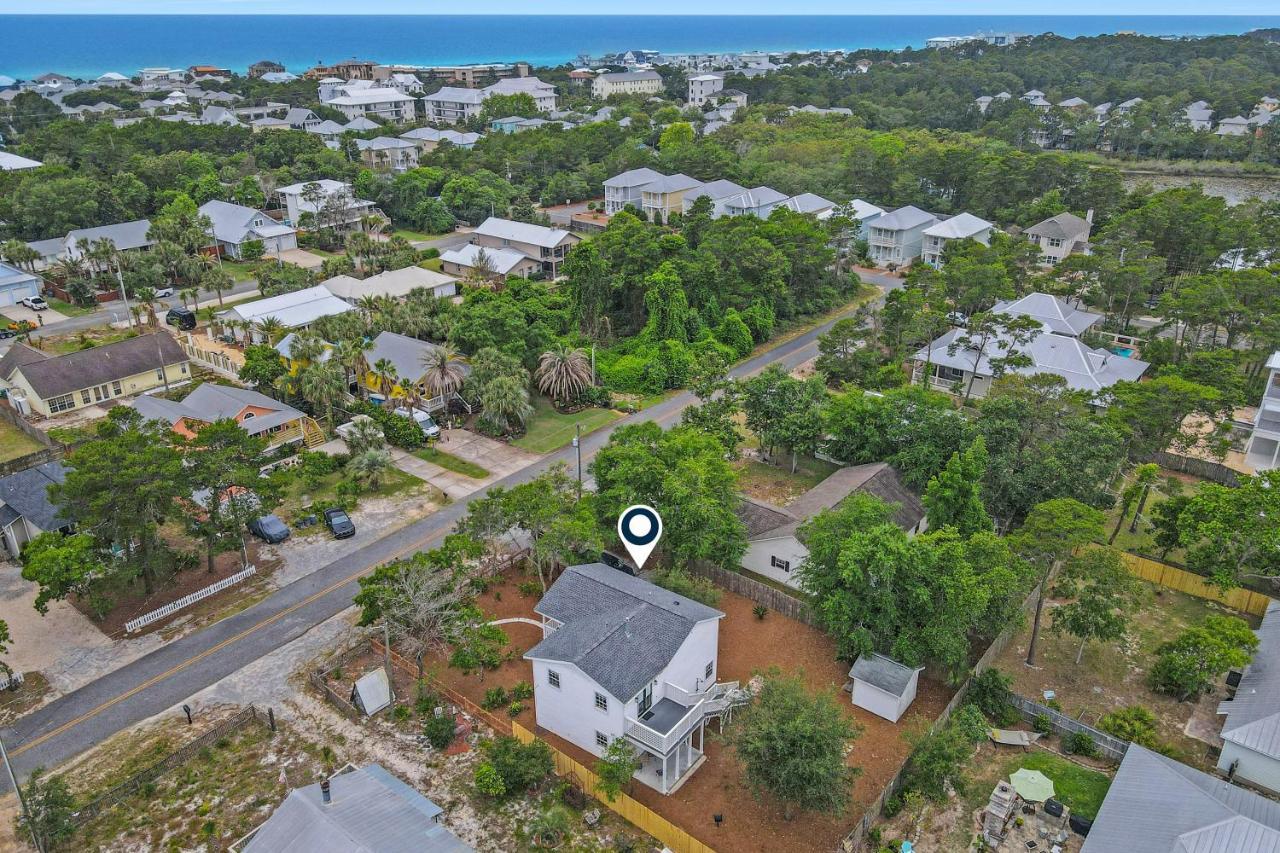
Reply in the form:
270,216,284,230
525,563,722,701
598,70,662,82
66,219,154,252
243,764,471,853
603,167,666,189
325,88,415,106
1218,601,1280,760
323,266,457,302
778,192,837,216
923,212,993,240
849,653,920,697
133,383,304,436
199,200,294,245
682,179,747,205
1083,745,1280,853
724,186,789,211
0,461,67,532
0,150,43,171
739,463,924,541
425,86,486,105
309,119,348,135
473,217,575,249
439,244,531,275
1026,211,1091,241
993,292,1102,336
640,173,702,194
8,333,187,400
874,205,937,232
364,331,467,385
225,285,354,328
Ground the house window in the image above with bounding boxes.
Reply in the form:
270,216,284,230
155,368,165,381
770,555,791,572
705,661,714,680
594,692,608,712
548,670,560,689
81,390,91,405
112,381,122,395
1047,237,1064,249
595,731,608,748
242,412,255,421
934,365,965,383
48,394,76,413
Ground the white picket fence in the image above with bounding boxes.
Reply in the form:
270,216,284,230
124,565,257,633
0,670,25,691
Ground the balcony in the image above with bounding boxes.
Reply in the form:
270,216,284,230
625,697,706,756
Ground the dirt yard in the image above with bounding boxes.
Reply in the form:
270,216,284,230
993,578,1255,768
408,564,954,853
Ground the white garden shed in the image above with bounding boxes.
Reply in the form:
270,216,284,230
849,653,923,723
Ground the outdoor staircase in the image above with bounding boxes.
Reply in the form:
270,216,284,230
302,417,326,449
700,681,752,726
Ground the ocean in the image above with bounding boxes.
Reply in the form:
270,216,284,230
2,15,1279,80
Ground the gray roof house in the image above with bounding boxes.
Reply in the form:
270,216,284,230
722,185,790,218
602,167,667,214
866,205,939,266
131,383,316,449
738,463,926,589
0,461,70,558
361,331,469,413
680,179,747,216
1083,744,1280,853
198,200,298,260
242,764,472,853
991,292,1102,337
64,219,155,259
1216,601,1280,795
524,563,728,795
1024,211,1092,265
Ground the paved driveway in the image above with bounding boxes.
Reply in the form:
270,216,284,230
6,304,69,325
390,429,541,500
276,248,327,270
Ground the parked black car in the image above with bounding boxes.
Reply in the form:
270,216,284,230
324,507,355,539
166,306,197,330
248,514,290,544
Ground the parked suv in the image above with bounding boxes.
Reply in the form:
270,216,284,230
323,507,355,539
248,514,290,544
166,306,197,330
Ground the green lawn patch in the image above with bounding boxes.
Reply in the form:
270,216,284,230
1002,752,1112,821
511,396,620,454
394,228,451,242
414,445,489,478
46,298,98,317
419,257,445,272
277,464,431,523
45,329,136,355
47,420,104,446
219,260,258,282
735,456,840,507
0,420,45,463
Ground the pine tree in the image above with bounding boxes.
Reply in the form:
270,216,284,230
923,436,992,535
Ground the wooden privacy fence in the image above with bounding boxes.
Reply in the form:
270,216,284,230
512,721,717,853
1116,552,1272,617
689,561,817,626
1007,694,1129,762
71,705,273,825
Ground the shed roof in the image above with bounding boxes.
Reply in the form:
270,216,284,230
525,563,722,702
849,653,919,697
243,764,471,853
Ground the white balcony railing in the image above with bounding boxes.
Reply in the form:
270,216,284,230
625,697,707,756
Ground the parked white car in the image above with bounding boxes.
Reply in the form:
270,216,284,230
393,406,441,439
20,296,47,310
155,286,175,298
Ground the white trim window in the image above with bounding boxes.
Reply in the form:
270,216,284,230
705,661,714,680
548,670,560,689
594,692,608,712
595,731,608,747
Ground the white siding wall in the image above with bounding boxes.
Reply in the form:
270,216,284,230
740,536,809,589
529,659,626,759
658,619,721,698
852,674,918,723
1217,742,1280,795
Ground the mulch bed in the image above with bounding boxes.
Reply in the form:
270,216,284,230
403,562,955,853
71,538,278,639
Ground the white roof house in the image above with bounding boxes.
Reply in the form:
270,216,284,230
221,285,353,340
777,192,838,219
323,266,458,303
1216,602,1280,795
991,292,1102,337
323,88,416,123
722,186,790,218
275,179,377,228
0,151,43,171
920,212,994,268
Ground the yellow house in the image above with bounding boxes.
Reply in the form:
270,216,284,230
0,333,191,418
361,331,468,413
640,173,704,223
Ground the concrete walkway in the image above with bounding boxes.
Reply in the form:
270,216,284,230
388,429,540,500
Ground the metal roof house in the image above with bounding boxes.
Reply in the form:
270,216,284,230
737,463,925,589
219,285,354,342
241,764,472,853
199,200,298,260
991,292,1102,338
524,563,741,795
1083,744,1280,853
1216,601,1280,794
848,653,923,723
920,212,995,268
322,265,457,304
132,383,323,451
866,205,939,267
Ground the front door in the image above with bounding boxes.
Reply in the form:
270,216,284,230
638,683,653,717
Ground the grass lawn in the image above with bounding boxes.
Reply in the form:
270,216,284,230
735,455,840,506
44,328,137,355
987,751,1112,821
219,260,258,282
418,257,444,272
994,576,1252,766
46,297,98,317
0,420,44,462
414,445,489,478
1103,467,1198,563
511,395,621,454
277,464,430,523
394,227,450,242
46,419,105,445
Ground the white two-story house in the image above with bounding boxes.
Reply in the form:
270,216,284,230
920,212,994,268
602,168,667,215
324,88,417,123
1245,351,1280,471
1025,211,1092,265
525,563,740,795
423,87,486,124
866,205,939,267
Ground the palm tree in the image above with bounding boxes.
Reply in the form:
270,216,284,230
297,361,346,424
253,315,286,345
421,344,466,401
331,337,374,399
178,288,198,311
371,357,400,408
479,374,534,436
135,287,160,328
50,256,86,285
535,345,592,406
1,240,39,273
201,266,233,308
349,448,393,490
346,232,374,271
288,331,327,364
344,417,387,455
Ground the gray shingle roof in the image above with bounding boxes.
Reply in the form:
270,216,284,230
1083,745,1280,853
66,219,154,253
1218,601,1280,759
1025,211,1091,241
849,653,918,697
873,205,937,231
742,463,924,540
133,383,303,436
525,563,722,701
8,333,188,400
243,764,472,853
0,461,67,532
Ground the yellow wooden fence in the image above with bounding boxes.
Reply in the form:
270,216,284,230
1117,552,1273,617
512,721,717,853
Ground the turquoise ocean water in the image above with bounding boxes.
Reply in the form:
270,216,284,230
2,15,1279,80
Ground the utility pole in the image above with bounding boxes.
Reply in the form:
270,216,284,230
573,424,582,497
116,262,134,329
0,731,44,853
381,621,395,703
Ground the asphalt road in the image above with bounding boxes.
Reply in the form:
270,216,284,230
0,269,902,785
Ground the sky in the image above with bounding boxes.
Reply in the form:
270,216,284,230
3,1,1280,13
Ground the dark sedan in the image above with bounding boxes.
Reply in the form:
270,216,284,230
248,514,290,544
323,507,356,539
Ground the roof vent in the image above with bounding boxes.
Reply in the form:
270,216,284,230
320,778,332,805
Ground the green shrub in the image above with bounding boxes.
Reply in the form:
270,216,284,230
424,712,457,749
1063,731,1099,758
715,309,754,357
392,704,412,722
474,761,506,797
479,736,553,797
753,604,768,620
1149,615,1258,702
1033,714,1053,735
968,668,1018,725
652,566,721,607
740,299,776,343
950,703,990,744
481,686,508,711
1099,705,1160,749
347,399,425,449
415,682,440,716
507,700,525,717
517,580,542,598
511,681,534,702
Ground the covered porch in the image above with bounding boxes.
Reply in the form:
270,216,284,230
625,697,708,795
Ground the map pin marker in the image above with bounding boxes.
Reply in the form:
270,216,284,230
618,505,662,571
